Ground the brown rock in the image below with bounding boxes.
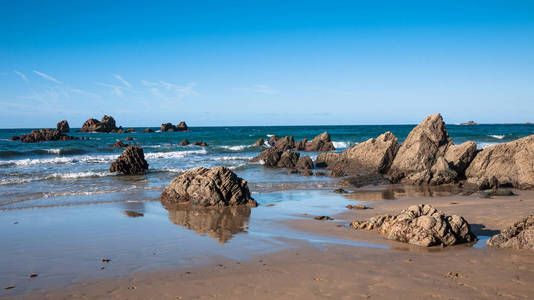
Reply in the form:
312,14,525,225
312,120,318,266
315,152,340,168
143,128,154,133
251,138,264,147
351,204,477,247
444,141,477,176
179,139,190,146
294,138,308,151
487,215,534,250
428,157,458,185
125,136,134,141
110,140,129,148
109,146,149,175
274,136,295,151
192,141,208,146
19,129,78,143
339,131,399,174
466,135,534,189
160,121,189,132
11,136,20,141
305,132,335,151
251,147,282,167
268,135,278,146
127,128,135,133
56,120,70,133
276,150,300,168
295,156,314,170
160,166,257,207
80,115,118,133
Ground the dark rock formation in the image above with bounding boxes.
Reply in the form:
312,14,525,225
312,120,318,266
274,136,295,151
179,139,190,146
56,120,69,133
127,128,135,133
295,156,314,169
351,204,477,247
110,140,129,148
143,128,154,133
466,135,534,189
125,136,134,141
11,136,20,141
487,215,534,250
160,121,189,132
161,166,257,207
192,141,208,146
276,150,300,168
268,135,278,146
305,132,335,151
251,138,264,147
251,147,282,167
109,146,149,175
19,129,78,143
113,126,126,133
80,115,118,133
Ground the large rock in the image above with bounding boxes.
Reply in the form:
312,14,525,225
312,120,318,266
109,146,149,175
276,150,300,168
390,113,452,175
305,132,335,151
487,215,534,250
56,120,69,133
160,166,257,207
251,147,282,167
296,156,314,169
340,131,399,174
351,204,477,247
160,121,189,132
80,115,118,133
19,129,78,143
444,141,477,176
274,136,295,151
466,135,534,189
315,152,340,168
428,157,458,185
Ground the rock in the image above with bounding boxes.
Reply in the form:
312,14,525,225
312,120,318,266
479,189,515,198
294,138,308,151
444,141,477,176
338,174,391,188
333,188,347,194
113,126,126,133
351,204,477,247
305,132,335,151
11,136,20,141
251,147,282,167
143,128,154,133
160,121,189,132
268,135,278,146
127,128,135,133
110,140,129,148
295,156,314,169
274,136,295,151
466,135,534,189
315,152,340,168
287,168,299,174
179,139,190,146
109,146,149,175
125,136,134,141
315,216,333,221
56,120,70,133
19,129,78,143
339,131,399,174
124,210,144,217
192,141,208,146
251,138,264,147
460,121,477,125
80,115,118,133
276,150,300,168
428,157,458,185
347,204,368,210
301,170,313,176
487,215,534,250
160,166,257,207
390,113,452,177
330,167,345,177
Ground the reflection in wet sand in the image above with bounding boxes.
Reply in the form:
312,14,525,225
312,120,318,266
344,185,465,202
164,205,251,243
120,201,146,217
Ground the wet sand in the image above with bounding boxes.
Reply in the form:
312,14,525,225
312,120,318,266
11,188,534,299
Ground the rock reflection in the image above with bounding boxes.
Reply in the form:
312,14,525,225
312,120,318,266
120,201,146,217
164,205,251,243
344,185,464,201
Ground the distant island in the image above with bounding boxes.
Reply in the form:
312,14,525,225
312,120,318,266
459,121,477,125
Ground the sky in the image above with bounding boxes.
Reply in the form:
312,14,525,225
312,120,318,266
1,0,533,128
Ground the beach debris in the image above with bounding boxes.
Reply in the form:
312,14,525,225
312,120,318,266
333,188,347,194
161,166,257,207
479,189,515,198
80,115,119,133
444,272,466,279
179,139,190,146
487,215,534,250
160,121,189,132
124,210,144,217
109,146,149,175
295,156,314,170
466,135,534,189
346,204,368,210
56,120,69,133
251,138,264,147
29,273,38,278
4,286,15,290
314,216,333,221
102,258,111,263
351,204,477,247
17,128,79,143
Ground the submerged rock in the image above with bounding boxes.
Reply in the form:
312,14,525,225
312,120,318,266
192,141,208,146
109,146,149,175
487,215,534,250
80,115,118,133
466,135,534,189
351,204,477,247
56,120,70,133
161,166,257,207
19,129,78,143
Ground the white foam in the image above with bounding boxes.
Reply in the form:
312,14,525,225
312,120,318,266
0,154,117,167
220,145,249,151
489,135,505,139
332,141,349,149
46,148,61,154
46,171,111,180
266,134,275,137
478,142,499,149
144,149,207,159
213,156,251,161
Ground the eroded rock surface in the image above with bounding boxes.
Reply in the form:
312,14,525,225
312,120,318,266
56,120,69,133
160,121,189,132
19,129,78,143
487,215,534,250
305,132,335,151
80,115,118,133
109,146,149,175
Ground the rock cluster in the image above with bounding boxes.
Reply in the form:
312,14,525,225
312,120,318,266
487,215,534,250
192,141,208,146
268,132,335,152
80,115,118,133
143,128,154,133
109,146,149,175
160,121,189,132
56,120,70,133
351,204,477,247
161,166,257,207
18,129,79,143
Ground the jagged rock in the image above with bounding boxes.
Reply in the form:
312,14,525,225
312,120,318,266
487,215,534,250
276,150,300,168
428,157,458,185
113,126,126,133
109,146,149,175
19,129,78,143
444,141,477,176
305,132,335,151
125,136,134,141
295,156,314,169
268,135,278,146
466,135,534,189
11,136,20,141
274,136,295,151
315,152,340,168
110,140,129,148
192,141,208,146
294,138,308,151
80,115,118,133
390,113,452,176
160,121,189,132
143,128,154,133
160,166,257,207
301,170,313,176
56,120,69,133
339,131,399,174
179,139,190,146
251,147,282,167
251,138,264,147
351,204,477,247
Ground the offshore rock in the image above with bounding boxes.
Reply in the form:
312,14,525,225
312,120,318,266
56,120,70,133
160,121,189,132
109,146,149,175
19,129,78,143
305,132,335,151
251,147,282,167
276,150,300,168
80,115,118,133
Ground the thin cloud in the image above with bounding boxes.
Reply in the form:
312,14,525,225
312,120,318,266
233,84,277,95
14,70,28,82
142,80,199,99
95,82,124,96
114,74,132,88
33,70,62,84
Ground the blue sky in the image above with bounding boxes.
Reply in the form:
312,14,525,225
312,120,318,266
1,0,533,128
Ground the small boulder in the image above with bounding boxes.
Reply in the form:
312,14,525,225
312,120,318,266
160,166,257,207
487,215,534,250
193,141,208,146
125,136,134,141
109,146,149,175
56,120,70,133
110,140,129,148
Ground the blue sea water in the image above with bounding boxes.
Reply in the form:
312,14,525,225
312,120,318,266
0,124,533,209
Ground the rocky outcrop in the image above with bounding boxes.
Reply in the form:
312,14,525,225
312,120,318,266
274,136,295,151
276,150,300,168
143,128,154,133
338,131,399,174
56,120,69,133
192,141,208,146
466,135,534,189
428,157,458,185
80,115,118,133
18,129,79,143
110,140,129,148
444,141,477,176
351,204,477,247
460,121,477,125
305,132,335,151
160,121,189,132
487,215,534,250
179,139,190,146
109,146,149,175
251,147,282,166
251,138,264,147
296,156,314,169
315,152,340,168
160,166,257,207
